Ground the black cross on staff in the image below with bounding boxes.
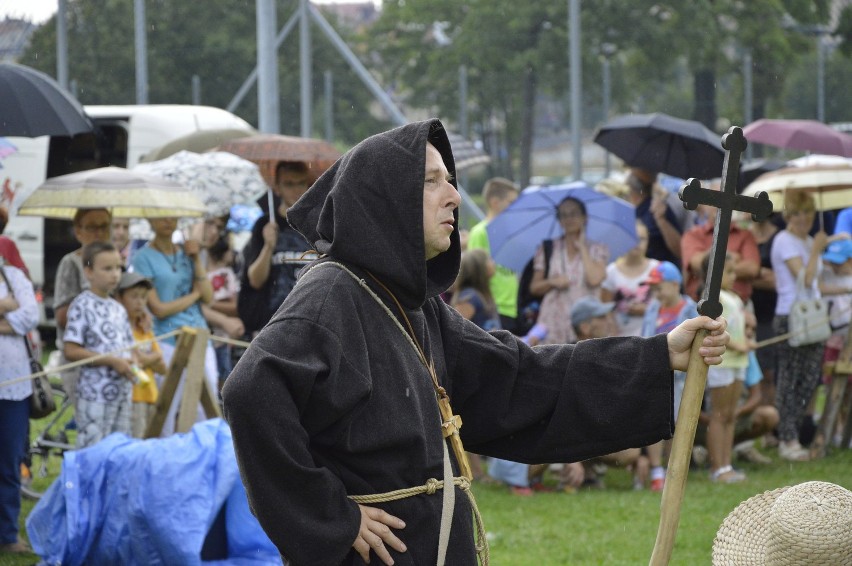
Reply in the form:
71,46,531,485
678,127,773,319
650,126,773,566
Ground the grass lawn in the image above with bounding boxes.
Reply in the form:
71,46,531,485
7,423,851,566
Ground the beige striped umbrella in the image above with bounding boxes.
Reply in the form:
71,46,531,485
14,166,206,219
742,163,852,212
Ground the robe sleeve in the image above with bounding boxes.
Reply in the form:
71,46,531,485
222,317,363,566
441,303,674,464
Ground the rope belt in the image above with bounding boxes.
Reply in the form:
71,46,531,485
348,475,489,565
306,261,489,566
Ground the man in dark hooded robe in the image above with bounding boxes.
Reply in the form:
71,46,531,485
222,119,729,566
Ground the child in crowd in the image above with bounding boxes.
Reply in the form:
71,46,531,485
204,236,242,385
111,218,131,267
63,242,137,448
703,254,750,483
819,240,852,445
115,272,167,438
601,221,659,336
451,248,501,331
641,261,698,491
451,249,527,491
451,249,550,493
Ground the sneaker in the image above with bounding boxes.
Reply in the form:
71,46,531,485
530,481,555,493
710,465,746,483
650,477,665,492
510,486,534,497
735,444,772,465
778,441,810,461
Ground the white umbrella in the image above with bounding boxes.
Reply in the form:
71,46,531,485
133,150,268,218
14,166,205,219
787,154,852,168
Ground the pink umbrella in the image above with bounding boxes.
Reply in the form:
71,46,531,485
743,119,852,157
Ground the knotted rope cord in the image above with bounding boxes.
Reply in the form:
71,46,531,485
307,261,489,566
0,328,182,389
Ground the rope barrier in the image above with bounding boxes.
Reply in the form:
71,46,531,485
0,328,182,389
207,334,252,348
753,301,850,350
2,300,847,387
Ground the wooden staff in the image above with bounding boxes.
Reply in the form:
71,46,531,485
649,127,773,565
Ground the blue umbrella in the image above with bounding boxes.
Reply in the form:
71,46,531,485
486,182,637,273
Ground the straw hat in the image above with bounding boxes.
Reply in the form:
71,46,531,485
712,481,852,565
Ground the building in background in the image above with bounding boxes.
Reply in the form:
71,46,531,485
0,17,38,63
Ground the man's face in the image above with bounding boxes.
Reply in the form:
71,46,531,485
275,168,310,215
422,143,460,260
74,210,112,246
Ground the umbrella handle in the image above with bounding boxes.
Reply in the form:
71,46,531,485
649,329,709,566
267,189,275,217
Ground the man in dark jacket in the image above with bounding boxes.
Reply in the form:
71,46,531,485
237,161,317,335
223,119,729,566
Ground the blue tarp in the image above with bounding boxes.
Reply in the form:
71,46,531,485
26,418,282,565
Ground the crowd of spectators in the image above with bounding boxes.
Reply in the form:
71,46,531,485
1,155,851,553
453,168,852,494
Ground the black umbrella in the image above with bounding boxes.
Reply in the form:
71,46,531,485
593,112,724,180
0,63,93,138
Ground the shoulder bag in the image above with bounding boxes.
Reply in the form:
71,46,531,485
788,269,832,347
0,264,56,418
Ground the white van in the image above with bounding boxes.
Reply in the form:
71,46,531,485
1,105,253,325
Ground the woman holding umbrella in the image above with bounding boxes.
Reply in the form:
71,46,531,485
770,191,833,461
529,196,609,344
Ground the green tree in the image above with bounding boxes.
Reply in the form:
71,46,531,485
20,0,388,147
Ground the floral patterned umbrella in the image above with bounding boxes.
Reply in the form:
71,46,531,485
133,150,268,218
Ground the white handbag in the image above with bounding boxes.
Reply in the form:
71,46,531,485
788,270,831,347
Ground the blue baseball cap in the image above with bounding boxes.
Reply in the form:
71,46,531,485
823,240,852,264
570,296,615,327
644,261,682,285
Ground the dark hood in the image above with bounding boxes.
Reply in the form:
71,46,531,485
287,119,460,310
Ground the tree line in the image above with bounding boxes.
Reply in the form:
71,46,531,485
20,0,852,187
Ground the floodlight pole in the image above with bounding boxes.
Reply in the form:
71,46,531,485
256,0,280,133
56,0,69,91
227,11,299,113
569,0,582,181
300,0,312,137
134,0,149,104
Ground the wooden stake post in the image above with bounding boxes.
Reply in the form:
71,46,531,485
812,335,852,458
649,128,773,566
144,327,221,439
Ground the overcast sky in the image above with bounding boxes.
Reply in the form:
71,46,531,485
0,0,379,25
